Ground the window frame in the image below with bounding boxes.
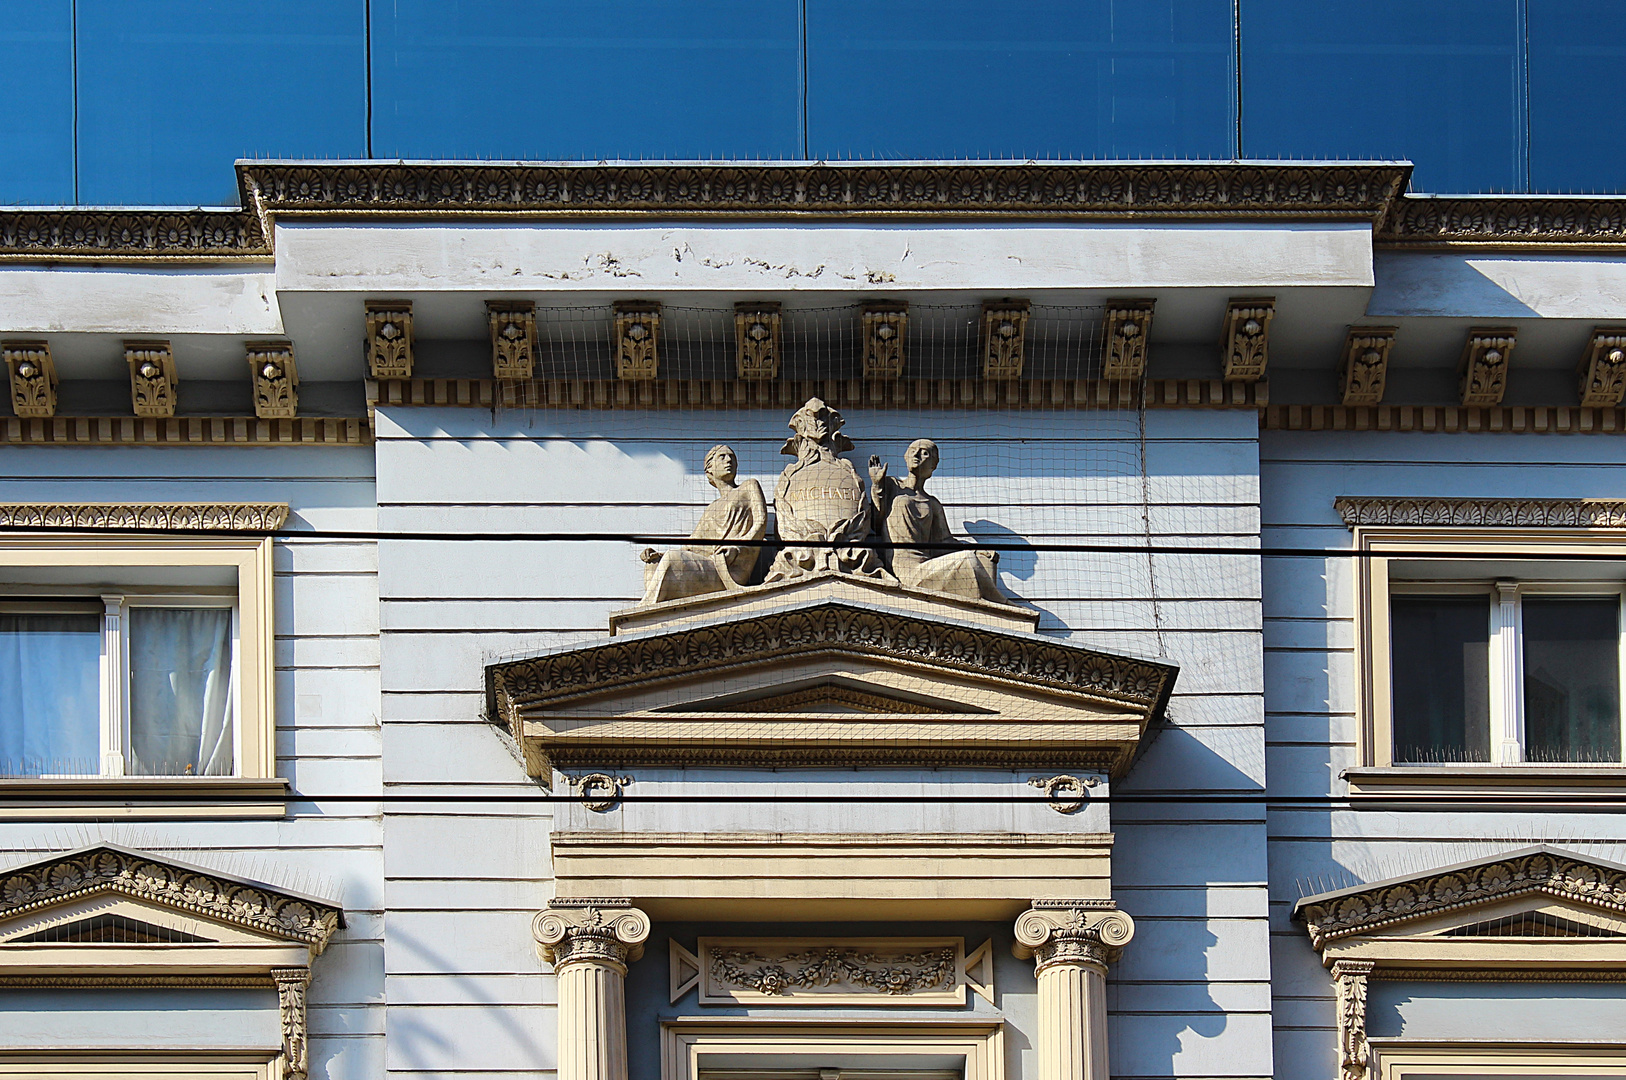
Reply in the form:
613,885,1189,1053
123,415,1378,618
0,534,279,817
1355,528,1626,776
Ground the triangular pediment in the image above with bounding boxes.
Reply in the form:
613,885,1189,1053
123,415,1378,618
657,676,995,716
0,844,344,955
488,597,1177,778
1295,846,1626,952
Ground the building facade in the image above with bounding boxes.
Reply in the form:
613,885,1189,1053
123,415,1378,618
0,159,1623,1080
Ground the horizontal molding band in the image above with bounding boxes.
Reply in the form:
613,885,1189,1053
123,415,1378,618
1260,403,1626,434
371,377,1264,411
0,162,1620,259
0,416,372,446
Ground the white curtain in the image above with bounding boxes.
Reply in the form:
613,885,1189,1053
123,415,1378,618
128,607,234,776
0,613,101,775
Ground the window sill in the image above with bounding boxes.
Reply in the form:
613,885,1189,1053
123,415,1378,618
0,777,289,820
1345,765,1626,802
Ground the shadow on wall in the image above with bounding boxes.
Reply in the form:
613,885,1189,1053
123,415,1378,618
962,518,1059,628
385,918,551,1072
1112,704,1269,1076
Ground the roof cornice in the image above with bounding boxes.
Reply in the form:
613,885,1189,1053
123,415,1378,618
6,161,1623,263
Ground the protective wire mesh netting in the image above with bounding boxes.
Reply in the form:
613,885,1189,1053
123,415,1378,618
479,300,1227,683
522,301,1114,381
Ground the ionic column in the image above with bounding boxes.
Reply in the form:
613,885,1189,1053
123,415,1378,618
534,900,651,1080
1013,901,1135,1080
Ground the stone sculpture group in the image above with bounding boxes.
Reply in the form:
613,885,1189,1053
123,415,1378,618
639,397,1011,606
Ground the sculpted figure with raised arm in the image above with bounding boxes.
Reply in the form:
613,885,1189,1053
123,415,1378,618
764,398,894,584
869,438,1010,604
638,444,768,604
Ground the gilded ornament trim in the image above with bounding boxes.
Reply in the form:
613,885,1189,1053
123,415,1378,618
1335,496,1626,529
1294,847,1626,949
0,502,289,531
488,600,1178,718
0,844,342,949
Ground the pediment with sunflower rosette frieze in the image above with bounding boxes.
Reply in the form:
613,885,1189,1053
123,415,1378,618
1295,845,1626,974
486,599,1176,778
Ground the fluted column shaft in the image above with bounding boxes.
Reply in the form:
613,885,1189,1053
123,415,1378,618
1014,902,1135,1080
535,901,651,1080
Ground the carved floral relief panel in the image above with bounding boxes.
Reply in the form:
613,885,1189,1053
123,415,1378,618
691,936,991,1005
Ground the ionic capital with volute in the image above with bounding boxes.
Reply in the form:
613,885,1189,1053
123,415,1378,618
1012,901,1135,973
534,900,651,972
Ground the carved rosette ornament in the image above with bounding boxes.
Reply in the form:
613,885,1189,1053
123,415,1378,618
734,302,782,380
246,342,299,419
980,300,1030,380
613,302,661,380
1332,960,1374,1080
862,302,908,379
1577,328,1626,406
272,966,311,1080
534,901,650,1080
1013,902,1133,1080
1102,301,1153,380
1338,327,1397,406
1458,328,1516,406
1221,299,1275,382
2,341,57,418
124,341,177,417
0,846,342,948
488,301,538,380
365,301,414,379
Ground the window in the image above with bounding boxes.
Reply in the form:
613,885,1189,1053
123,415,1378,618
1389,585,1624,765
1350,522,1626,779
0,594,238,777
0,531,279,815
